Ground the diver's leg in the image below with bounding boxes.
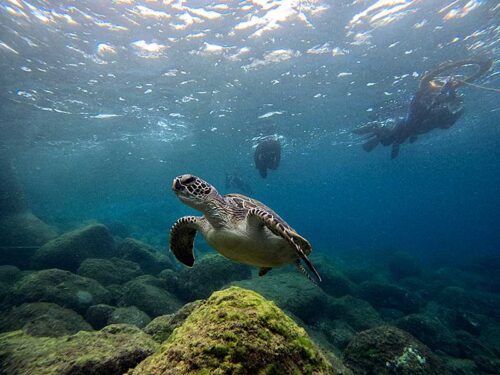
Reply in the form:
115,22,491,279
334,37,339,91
362,137,380,152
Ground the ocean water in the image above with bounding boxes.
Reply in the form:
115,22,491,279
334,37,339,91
0,0,499,374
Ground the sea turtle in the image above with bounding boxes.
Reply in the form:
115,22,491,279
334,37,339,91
170,174,321,283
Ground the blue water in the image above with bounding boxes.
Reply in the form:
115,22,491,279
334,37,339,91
1,0,499,262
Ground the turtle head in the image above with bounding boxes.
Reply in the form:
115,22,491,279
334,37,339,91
172,174,219,211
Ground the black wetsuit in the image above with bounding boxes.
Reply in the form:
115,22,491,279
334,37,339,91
355,81,464,159
254,139,281,178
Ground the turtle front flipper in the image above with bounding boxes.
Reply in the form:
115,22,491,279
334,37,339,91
247,208,321,283
169,216,202,267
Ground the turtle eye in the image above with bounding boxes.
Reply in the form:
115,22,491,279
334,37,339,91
183,176,196,184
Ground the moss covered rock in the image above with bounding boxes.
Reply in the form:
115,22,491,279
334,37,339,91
0,211,57,248
118,238,172,275
119,275,183,317
9,268,111,314
171,254,252,301
130,287,340,375
85,304,117,329
343,326,447,375
313,256,355,298
144,300,203,343
77,258,143,285
358,281,423,314
108,306,151,328
232,272,329,323
327,296,383,332
0,324,158,375
31,224,116,272
0,265,21,283
0,302,92,337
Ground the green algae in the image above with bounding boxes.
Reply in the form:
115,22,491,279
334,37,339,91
0,324,158,375
130,286,341,375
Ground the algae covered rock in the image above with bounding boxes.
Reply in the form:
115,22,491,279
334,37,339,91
343,326,447,375
144,300,203,343
77,257,143,285
130,287,339,375
358,281,422,314
119,275,183,317
9,268,111,314
0,324,158,375
232,272,328,323
0,211,57,248
174,254,252,301
0,265,21,283
0,302,92,337
108,306,151,328
118,238,172,275
327,295,383,331
313,256,355,297
86,304,117,329
31,224,115,272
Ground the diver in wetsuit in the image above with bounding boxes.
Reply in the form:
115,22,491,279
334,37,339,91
355,78,464,159
354,58,492,159
254,139,281,178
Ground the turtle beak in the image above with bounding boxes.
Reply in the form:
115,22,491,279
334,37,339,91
172,178,184,193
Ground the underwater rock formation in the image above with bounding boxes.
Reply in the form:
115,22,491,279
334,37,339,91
85,304,117,329
117,238,173,275
0,302,92,337
166,254,252,301
0,211,57,249
108,306,151,328
31,224,116,272
77,257,143,285
232,272,329,324
144,300,203,343
8,268,111,314
129,287,341,375
0,324,158,375
313,257,355,297
396,313,459,356
358,280,422,314
343,326,447,374
327,295,383,331
119,275,182,317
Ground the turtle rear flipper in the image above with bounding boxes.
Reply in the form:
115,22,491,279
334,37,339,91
247,208,321,283
169,216,202,267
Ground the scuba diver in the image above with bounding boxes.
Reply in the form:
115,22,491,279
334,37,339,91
254,138,281,178
354,58,492,159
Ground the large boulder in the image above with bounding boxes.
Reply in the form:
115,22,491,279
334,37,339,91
144,300,203,343
86,304,117,329
358,281,423,314
327,295,383,331
31,224,115,272
119,275,183,318
167,254,252,301
129,287,343,375
0,324,158,375
313,257,355,297
343,326,447,374
231,272,329,323
0,302,92,337
0,212,57,267
436,286,500,320
77,258,142,285
108,306,151,329
8,269,111,314
117,238,172,275
396,313,459,356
